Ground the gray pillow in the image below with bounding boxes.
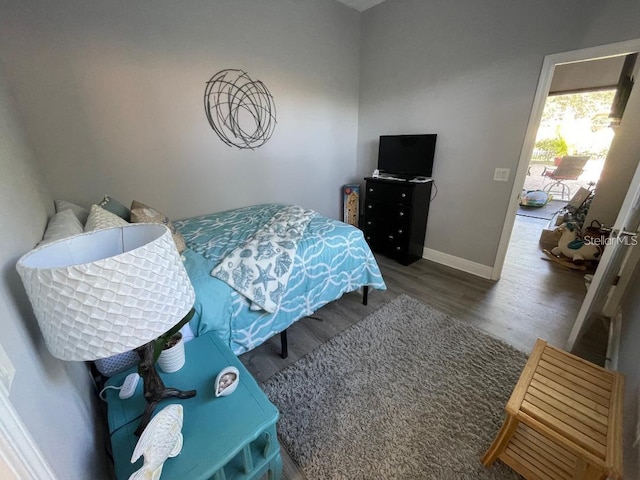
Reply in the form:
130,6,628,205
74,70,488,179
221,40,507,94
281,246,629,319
54,200,90,225
38,209,84,246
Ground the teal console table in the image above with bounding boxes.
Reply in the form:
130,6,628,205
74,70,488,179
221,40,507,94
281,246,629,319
105,331,282,480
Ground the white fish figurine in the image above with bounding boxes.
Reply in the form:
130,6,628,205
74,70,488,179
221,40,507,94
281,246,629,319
129,404,184,480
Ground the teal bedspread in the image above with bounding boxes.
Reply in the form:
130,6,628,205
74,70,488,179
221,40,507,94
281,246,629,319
175,204,386,355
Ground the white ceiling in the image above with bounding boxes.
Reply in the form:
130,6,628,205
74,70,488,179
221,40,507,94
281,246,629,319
335,0,388,12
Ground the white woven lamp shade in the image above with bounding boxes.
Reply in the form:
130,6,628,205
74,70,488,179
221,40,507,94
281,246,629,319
16,224,195,361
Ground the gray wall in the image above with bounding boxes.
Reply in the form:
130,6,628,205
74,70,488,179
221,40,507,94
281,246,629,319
357,0,639,267
0,0,361,221
0,66,108,478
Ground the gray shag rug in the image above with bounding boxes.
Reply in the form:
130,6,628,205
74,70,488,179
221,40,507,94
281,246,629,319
261,295,529,479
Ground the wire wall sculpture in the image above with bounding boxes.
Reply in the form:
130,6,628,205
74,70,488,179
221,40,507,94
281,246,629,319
204,69,277,150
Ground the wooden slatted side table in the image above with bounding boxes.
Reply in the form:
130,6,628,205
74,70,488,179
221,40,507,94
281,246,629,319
482,338,624,480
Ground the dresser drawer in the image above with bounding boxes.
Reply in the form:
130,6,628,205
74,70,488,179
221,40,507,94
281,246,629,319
364,201,410,222
363,218,408,239
365,182,412,206
364,233,407,258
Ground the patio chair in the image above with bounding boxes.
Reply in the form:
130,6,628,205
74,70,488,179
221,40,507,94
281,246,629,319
541,155,589,200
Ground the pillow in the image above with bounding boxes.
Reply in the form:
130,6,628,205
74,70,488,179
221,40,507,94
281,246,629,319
84,204,129,232
54,200,90,225
38,209,84,246
99,195,131,221
93,323,196,377
130,200,186,252
93,350,139,378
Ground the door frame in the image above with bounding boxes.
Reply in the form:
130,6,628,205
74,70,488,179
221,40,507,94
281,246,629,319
491,38,640,281
0,386,57,479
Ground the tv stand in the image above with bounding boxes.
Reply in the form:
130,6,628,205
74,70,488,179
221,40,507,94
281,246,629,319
363,176,432,265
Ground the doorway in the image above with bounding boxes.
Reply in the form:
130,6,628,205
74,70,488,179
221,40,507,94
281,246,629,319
493,39,640,359
517,88,617,226
515,56,627,252
524,89,616,198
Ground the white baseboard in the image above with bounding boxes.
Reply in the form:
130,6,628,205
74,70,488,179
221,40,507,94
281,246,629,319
422,248,493,279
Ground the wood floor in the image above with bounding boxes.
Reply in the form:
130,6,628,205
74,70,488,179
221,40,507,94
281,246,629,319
239,214,608,479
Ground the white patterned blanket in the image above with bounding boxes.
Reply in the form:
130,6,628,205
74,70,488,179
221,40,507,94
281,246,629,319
211,205,315,313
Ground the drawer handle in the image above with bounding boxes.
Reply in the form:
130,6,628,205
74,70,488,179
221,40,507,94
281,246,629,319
369,188,374,192
398,229,403,234
401,193,406,198
367,221,371,225
368,205,372,209
388,235,394,239
399,212,404,216
366,236,371,240
396,246,401,251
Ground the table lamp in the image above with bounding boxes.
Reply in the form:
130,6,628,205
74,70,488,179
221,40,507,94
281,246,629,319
16,223,197,435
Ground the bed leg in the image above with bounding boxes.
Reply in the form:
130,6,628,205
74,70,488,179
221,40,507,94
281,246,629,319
280,330,288,359
363,286,369,306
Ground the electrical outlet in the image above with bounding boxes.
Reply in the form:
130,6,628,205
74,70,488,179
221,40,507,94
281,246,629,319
0,342,15,395
493,168,510,182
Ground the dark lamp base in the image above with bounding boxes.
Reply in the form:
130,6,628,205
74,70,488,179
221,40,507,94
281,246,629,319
134,341,196,436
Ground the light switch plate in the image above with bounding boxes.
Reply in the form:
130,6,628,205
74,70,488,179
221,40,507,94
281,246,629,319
493,168,510,182
0,342,16,396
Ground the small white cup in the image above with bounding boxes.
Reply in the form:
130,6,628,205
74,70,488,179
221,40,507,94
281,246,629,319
158,338,185,373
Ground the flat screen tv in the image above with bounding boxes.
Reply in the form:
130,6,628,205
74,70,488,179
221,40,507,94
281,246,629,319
377,134,437,179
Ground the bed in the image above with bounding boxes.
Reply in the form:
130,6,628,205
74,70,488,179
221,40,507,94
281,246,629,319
174,203,386,356
44,199,385,375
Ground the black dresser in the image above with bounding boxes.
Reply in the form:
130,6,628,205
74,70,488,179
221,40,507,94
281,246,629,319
362,177,432,266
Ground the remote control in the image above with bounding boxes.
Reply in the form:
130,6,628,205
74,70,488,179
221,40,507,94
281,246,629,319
119,373,140,399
